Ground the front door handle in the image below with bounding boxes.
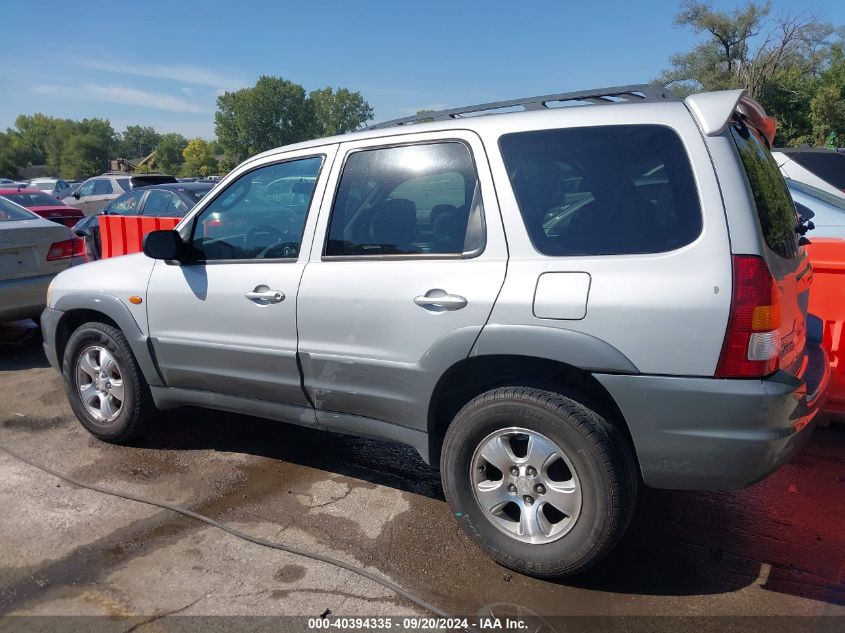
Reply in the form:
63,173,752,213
414,289,467,311
245,285,285,304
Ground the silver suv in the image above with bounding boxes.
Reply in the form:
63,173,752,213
41,84,829,577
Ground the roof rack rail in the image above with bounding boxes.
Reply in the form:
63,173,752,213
366,83,676,130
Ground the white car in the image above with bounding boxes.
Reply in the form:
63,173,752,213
772,148,845,197
786,178,845,239
29,178,73,199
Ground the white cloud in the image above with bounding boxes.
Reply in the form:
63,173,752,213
74,59,246,90
32,83,206,113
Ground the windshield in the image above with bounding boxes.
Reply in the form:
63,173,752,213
787,178,845,212
0,196,38,221
31,182,55,191
3,192,65,207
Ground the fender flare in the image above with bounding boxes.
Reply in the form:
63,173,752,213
52,293,164,387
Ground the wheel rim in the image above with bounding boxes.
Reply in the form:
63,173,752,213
470,427,582,544
75,345,125,423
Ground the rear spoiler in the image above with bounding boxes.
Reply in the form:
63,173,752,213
685,89,777,147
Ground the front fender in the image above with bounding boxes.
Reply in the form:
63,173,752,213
51,292,164,387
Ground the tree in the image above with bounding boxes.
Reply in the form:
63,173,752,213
155,133,188,174
0,132,24,178
309,87,373,136
659,1,840,145
60,133,110,179
13,113,57,165
118,125,161,159
181,138,219,176
215,76,374,161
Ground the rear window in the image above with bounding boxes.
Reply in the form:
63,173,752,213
499,125,702,256
2,192,64,207
0,197,37,221
730,121,799,259
786,151,845,190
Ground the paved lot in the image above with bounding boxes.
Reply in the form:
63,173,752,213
0,321,843,625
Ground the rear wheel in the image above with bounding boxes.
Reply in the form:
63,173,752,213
62,322,155,443
440,386,637,577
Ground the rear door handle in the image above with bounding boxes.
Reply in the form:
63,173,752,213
245,285,285,304
414,289,467,311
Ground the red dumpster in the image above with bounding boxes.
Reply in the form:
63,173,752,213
99,215,181,259
806,238,845,416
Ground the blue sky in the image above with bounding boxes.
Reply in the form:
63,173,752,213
2,0,844,140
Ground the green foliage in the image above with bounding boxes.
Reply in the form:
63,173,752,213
118,125,161,159
659,0,845,146
215,76,373,161
181,138,219,177
60,133,110,179
155,133,189,174
0,132,24,178
309,87,374,136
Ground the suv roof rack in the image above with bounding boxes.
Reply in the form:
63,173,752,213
366,83,676,130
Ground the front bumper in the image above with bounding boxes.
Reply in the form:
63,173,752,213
596,343,829,490
41,306,63,371
0,274,56,323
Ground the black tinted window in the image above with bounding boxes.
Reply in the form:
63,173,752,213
499,125,702,256
143,190,177,216
326,142,481,256
731,122,799,259
191,157,322,261
786,151,845,189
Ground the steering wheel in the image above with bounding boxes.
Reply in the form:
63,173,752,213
244,224,284,253
258,241,299,259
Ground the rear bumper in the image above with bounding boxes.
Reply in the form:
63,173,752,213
595,344,829,490
0,274,55,323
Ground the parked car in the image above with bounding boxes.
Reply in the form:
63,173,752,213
0,196,84,323
74,182,213,260
63,173,178,216
772,147,845,197
786,178,845,239
41,85,828,578
0,187,84,228
28,178,72,199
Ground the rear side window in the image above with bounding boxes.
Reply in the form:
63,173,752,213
730,122,799,259
787,151,845,190
326,142,482,257
499,125,702,256
93,179,113,195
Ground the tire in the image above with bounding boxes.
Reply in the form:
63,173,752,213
440,386,637,578
62,321,155,443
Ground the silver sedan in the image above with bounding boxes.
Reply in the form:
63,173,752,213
0,196,85,323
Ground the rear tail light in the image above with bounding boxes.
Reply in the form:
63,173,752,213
47,237,85,261
716,255,781,378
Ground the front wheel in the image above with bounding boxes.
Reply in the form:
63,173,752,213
62,321,155,443
440,386,637,578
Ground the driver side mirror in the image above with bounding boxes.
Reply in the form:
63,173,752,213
143,230,185,262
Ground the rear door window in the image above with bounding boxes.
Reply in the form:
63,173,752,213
110,191,143,215
93,179,113,195
499,125,702,256
730,121,799,259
